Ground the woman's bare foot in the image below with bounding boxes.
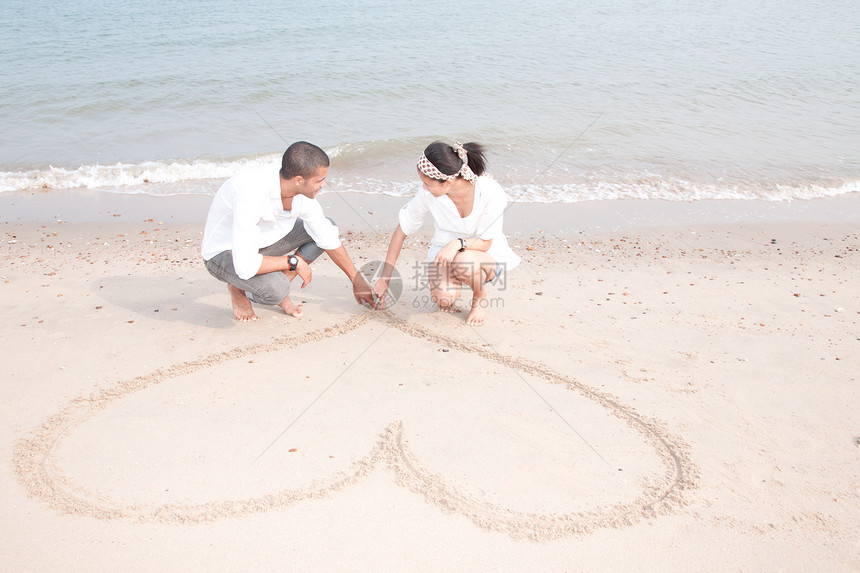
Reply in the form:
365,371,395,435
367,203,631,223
277,295,304,318
465,298,487,326
228,284,258,322
431,287,462,313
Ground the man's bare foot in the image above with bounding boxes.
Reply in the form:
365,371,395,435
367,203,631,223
277,295,304,318
228,284,258,322
465,300,487,326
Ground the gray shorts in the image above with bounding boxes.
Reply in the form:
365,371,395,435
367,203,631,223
203,218,333,306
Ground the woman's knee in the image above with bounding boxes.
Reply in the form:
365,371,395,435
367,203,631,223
450,261,480,284
431,287,459,308
451,253,495,284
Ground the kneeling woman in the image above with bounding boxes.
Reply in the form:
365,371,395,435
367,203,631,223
373,141,520,325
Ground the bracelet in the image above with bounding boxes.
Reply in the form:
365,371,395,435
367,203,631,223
458,238,467,252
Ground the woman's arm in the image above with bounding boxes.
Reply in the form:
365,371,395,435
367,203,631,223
433,237,492,267
372,224,408,302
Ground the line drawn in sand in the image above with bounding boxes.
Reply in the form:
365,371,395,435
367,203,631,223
14,311,697,541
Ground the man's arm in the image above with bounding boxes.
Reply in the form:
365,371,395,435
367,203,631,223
256,254,311,287
325,245,376,307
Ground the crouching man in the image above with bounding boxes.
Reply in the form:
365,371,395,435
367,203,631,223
201,141,375,321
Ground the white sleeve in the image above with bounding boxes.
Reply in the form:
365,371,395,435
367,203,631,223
475,180,507,240
231,191,265,280
398,190,431,236
296,196,341,250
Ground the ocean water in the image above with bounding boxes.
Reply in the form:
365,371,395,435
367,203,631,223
1,0,859,203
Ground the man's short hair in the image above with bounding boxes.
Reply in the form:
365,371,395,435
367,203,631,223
280,141,330,180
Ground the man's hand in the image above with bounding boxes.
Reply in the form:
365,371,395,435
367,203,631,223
352,272,377,308
324,245,379,309
284,256,312,288
295,257,312,288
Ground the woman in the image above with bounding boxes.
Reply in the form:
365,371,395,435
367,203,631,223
372,141,520,325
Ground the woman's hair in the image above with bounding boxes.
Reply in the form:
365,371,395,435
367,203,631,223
280,141,330,179
424,141,487,179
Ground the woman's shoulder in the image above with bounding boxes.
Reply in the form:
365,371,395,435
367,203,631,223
406,187,434,205
476,175,506,202
477,174,502,191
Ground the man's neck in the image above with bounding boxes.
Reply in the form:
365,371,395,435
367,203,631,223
279,176,298,201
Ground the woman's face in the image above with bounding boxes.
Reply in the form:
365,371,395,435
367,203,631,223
417,168,451,197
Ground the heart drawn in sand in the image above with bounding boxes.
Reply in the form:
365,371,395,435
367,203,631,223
14,311,696,541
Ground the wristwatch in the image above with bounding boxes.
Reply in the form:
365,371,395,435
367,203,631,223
458,238,467,252
287,255,299,272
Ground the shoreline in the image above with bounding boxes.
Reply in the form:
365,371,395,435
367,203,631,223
1,187,859,235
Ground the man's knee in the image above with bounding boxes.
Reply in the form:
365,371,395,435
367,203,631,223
203,258,219,279
204,255,234,283
249,281,290,306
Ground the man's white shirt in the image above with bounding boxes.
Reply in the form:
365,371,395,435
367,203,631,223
201,167,340,280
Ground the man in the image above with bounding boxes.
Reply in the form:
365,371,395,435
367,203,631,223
201,141,375,321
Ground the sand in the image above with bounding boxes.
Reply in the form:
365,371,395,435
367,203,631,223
1,190,858,571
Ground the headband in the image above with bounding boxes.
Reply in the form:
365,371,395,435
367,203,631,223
417,142,478,184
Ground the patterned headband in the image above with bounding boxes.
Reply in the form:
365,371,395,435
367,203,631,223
417,142,478,184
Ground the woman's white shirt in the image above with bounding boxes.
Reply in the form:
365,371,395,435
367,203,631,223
398,175,520,271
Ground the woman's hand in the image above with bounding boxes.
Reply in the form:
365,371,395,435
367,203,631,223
433,239,462,267
372,278,390,306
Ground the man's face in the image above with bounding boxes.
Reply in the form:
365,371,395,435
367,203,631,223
297,166,328,198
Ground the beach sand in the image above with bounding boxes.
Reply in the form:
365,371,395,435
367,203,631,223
1,190,858,571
